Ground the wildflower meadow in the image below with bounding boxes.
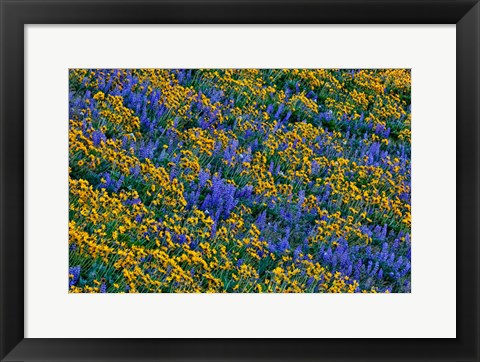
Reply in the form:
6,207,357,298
69,69,411,293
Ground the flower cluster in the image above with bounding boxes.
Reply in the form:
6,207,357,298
69,69,411,293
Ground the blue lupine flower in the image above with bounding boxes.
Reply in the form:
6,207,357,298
198,169,210,188
255,210,267,230
277,227,291,253
69,266,81,288
92,130,106,146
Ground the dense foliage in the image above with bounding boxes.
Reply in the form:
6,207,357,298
69,69,411,293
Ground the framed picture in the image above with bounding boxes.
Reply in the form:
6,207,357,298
1,0,479,361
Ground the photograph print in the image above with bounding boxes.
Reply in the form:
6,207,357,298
68,69,411,293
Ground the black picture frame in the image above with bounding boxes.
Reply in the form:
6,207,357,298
1,0,479,361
